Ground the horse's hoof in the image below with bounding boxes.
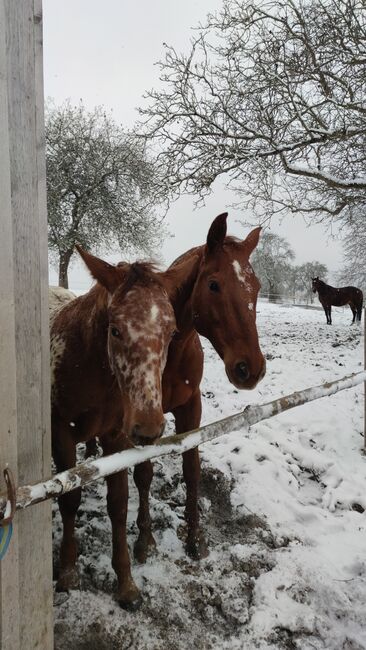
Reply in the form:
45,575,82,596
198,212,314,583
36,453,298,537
134,534,156,564
56,567,80,592
117,590,143,611
186,534,209,560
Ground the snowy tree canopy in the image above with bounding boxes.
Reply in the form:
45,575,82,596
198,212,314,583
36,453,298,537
140,0,366,224
252,232,295,299
251,232,327,301
338,216,366,290
46,101,167,288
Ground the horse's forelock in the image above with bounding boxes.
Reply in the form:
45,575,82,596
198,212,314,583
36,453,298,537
223,236,253,256
116,262,163,299
224,235,242,247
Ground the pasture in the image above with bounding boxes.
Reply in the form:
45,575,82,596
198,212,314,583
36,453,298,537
54,303,366,650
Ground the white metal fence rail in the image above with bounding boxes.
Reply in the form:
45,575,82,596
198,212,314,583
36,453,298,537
1,370,365,517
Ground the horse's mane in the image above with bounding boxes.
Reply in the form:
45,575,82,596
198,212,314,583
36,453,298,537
314,278,329,289
223,236,243,250
51,262,164,349
86,261,162,310
170,236,245,269
115,261,162,298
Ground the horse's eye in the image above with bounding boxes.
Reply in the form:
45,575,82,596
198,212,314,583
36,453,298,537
110,327,120,338
208,280,220,293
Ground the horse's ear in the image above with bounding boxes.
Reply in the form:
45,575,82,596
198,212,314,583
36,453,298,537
75,245,123,293
242,227,262,257
206,212,228,254
159,255,200,301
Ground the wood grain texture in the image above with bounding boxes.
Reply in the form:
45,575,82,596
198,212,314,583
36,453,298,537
0,0,53,647
0,0,21,645
364,307,366,452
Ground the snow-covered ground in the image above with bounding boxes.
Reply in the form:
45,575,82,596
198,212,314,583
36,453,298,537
54,302,366,650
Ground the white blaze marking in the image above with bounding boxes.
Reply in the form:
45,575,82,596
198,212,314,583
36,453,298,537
232,259,253,290
233,260,246,284
125,320,144,342
150,304,159,322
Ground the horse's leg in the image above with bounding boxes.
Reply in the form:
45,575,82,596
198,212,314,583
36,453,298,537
350,304,356,324
358,301,363,322
173,390,209,560
322,304,328,324
52,418,81,591
133,461,156,563
325,304,331,324
101,435,142,610
85,437,99,458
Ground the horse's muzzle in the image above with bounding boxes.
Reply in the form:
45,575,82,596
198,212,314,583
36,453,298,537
130,420,165,446
227,357,266,390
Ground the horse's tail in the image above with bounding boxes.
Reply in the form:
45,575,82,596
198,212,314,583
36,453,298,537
357,292,363,322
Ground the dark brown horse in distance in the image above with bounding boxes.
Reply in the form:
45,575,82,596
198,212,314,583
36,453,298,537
51,247,195,608
312,277,363,325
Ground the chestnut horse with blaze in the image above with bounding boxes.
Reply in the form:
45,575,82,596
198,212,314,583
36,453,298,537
51,247,193,608
132,213,265,598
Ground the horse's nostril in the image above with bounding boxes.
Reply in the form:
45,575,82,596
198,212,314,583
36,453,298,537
235,361,250,382
131,422,164,445
131,424,142,443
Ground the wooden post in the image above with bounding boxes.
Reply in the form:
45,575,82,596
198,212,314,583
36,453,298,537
0,1,53,648
364,307,366,453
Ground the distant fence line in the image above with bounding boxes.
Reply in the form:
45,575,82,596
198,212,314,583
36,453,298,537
1,370,365,519
258,294,344,310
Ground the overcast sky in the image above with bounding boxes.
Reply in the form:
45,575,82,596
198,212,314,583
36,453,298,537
43,0,344,290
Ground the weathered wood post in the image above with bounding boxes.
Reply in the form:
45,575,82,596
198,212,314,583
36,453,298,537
364,307,366,453
0,1,53,648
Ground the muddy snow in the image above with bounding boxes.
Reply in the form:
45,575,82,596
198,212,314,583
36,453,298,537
54,302,366,650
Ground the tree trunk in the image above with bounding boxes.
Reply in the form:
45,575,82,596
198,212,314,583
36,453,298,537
58,249,73,288
268,282,277,303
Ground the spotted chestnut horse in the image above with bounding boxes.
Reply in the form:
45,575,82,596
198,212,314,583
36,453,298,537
50,249,197,608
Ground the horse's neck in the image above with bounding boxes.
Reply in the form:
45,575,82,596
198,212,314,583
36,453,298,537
169,247,203,337
318,281,331,293
72,285,110,359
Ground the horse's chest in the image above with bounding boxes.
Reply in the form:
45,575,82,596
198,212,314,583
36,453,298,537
72,398,122,441
162,373,193,412
162,334,203,412
53,351,115,415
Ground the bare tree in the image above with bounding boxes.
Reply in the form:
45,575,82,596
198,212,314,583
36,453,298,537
47,101,167,287
141,0,366,224
252,232,328,302
251,232,295,300
295,262,328,302
338,217,366,289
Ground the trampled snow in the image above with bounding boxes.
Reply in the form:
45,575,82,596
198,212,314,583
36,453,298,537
54,302,366,650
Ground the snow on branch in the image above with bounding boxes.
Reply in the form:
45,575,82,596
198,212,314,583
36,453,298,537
280,156,366,190
139,0,366,222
